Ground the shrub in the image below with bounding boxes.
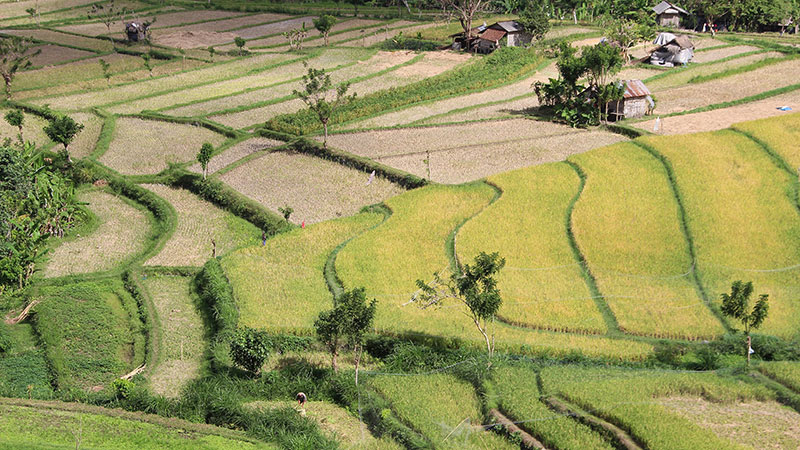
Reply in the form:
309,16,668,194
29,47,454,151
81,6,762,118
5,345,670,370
380,34,440,51
230,326,270,374
112,378,135,400
0,322,11,354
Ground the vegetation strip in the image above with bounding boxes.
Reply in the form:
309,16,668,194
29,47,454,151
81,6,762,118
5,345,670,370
544,397,643,450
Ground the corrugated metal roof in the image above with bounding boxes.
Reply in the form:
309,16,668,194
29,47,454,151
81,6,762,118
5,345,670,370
479,28,506,42
495,21,521,32
653,1,688,15
623,80,651,98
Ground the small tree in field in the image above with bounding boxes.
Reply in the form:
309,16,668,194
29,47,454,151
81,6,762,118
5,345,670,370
314,287,377,383
414,251,505,367
278,205,293,221
98,58,112,87
233,36,246,55
721,280,769,365
230,326,270,375
197,142,213,180
141,53,153,77
4,109,24,143
1,36,39,100
313,15,337,46
26,7,40,27
207,46,215,61
44,115,84,163
283,22,308,51
294,66,355,147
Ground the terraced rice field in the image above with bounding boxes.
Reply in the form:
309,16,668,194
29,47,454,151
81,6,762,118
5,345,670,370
325,119,626,184
733,112,800,168
369,373,518,450
690,45,761,63
219,151,405,224
652,58,800,114
210,51,469,129
759,361,800,392
99,118,227,175
223,212,383,332
458,164,607,334
335,183,652,359
143,184,259,266
57,10,246,36
43,189,151,277
643,131,800,338
167,50,416,117
1,28,113,52
34,52,297,111
67,111,104,158
112,48,372,115
14,53,141,93
28,44,94,67
492,366,614,450
421,94,535,124
188,137,284,174
644,51,782,91
570,143,724,339
247,401,401,449
142,275,205,398
540,366,783,450
1,0,99,18
0,107,52,145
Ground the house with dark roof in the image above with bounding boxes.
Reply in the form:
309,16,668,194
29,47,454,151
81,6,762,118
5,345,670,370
652,1,688,28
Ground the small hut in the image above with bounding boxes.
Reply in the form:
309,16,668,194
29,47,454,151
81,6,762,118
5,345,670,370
125,21,150,42
483,21,532,47
652,1,688,28
606,80,653,120
649,32,694,66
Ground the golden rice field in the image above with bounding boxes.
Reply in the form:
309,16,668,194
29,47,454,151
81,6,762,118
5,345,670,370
143,184,259,267
99,118,227,175
540,366,783,450
570,143,725,339
758,361,800,392
733,111,800,169
43,189,151,277
369,373,518,450
492,366,614,450
458,164,607,334
141,275,204,398
222,212,383,332
642,130,800,338
219,151,405,224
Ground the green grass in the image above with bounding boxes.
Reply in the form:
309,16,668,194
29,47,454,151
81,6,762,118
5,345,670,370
457,163,607,334
32,280,145,391
336,183,652,360
570,143,724,339
540,365,777,450
222,212,384,333
0,400,275,449
641,131,800,338
492,366,613,450
758,361,800,392
0,323,54,399
369,373,517,449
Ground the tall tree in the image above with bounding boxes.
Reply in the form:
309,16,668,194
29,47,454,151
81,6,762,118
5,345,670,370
313,15,337,46
414,252,506,367
517,2,552,41
439,0,490,39
0,36,39,100
720,280,769,365
43,115,84,163
294,66,355,147
197,142,214,180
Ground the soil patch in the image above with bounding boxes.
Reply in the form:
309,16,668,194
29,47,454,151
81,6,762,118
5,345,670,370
153,30,237,49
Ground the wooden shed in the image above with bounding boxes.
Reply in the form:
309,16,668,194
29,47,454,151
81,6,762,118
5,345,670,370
484,21,532,47
652,1,688,28
606,80,653,120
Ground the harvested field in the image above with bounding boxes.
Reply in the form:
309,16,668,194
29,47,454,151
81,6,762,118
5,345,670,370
571,36,604,48
99,118,227,175
658,397,800,450
1,29,113,52
188,137,283,174
150,14,294,44
143,275,204,398
341,61,555,129
110,48,369,114
692,36,726,49
570,143,724,339
220,17,378,49
645,51,782,90
43,189,150,277
219,150,405,224
617,67,665,82
211,51,468,128
458,164,608,334
422,94,535,124
60,10,246,36
1,0,98,19
690,45,760,63
153,31,237,49
28,44,94,67
325,119,626,184
635,90,800,135
650,58,800,114
0,107,52,145
223,212,383,332
168,49,414,117
359,21,437,47
34,52,296,111
143,184,259,266
67,112,104,158
544,26,595,39
14,53,140,92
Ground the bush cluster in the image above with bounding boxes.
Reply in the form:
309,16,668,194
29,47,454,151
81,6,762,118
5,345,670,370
196,259,239,369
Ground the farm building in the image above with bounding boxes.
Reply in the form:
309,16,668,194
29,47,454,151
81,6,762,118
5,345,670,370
125,21,150,42
449,21,531,53
606,80,653,120
649,32,694,66
652,1,688,28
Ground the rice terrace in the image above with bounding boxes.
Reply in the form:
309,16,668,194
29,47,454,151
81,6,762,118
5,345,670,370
3,0,800,447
